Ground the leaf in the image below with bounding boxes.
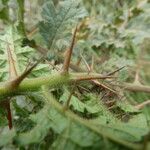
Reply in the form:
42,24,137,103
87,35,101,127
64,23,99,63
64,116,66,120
16,102,101,149
51,122,101,150
0,26,50,81
126,3,150,45
39,0,87,48
93,112,149,142
60,89,100,113
60,89,117,123
15,89,145,149
116,100,139,113
16,104,69,145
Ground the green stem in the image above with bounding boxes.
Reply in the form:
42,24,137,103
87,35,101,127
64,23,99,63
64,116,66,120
0,73,110,99
0,73,69,99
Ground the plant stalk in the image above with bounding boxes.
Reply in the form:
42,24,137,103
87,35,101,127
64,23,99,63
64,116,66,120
0,73,112,99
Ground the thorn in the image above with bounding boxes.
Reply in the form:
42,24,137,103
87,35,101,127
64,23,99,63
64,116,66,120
10,57,42,88
134,100,150,110
80,54,91,74
62,25,78,74
105,66,125,76
75,74,115,81
7,42,18,79
5,100,12,129
27,26,38,39
76,56,82,66
6,42,17,130
134,69,141,85
0,99,13,129
92,80,117,94
90,55,94,72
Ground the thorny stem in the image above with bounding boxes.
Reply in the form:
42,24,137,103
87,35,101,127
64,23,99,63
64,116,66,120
27,39,150,94
0,71,149,102
0,73,113,100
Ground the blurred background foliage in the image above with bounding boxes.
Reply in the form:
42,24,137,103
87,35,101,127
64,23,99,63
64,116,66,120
0,0,150,150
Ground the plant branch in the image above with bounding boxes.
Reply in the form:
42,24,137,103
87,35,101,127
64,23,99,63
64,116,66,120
1,71,149,100
0,73,113,99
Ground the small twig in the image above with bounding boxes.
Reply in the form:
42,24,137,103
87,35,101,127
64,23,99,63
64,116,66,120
62,25,78,74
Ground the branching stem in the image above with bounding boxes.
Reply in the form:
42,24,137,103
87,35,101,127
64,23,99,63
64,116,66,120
0,73,112,100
